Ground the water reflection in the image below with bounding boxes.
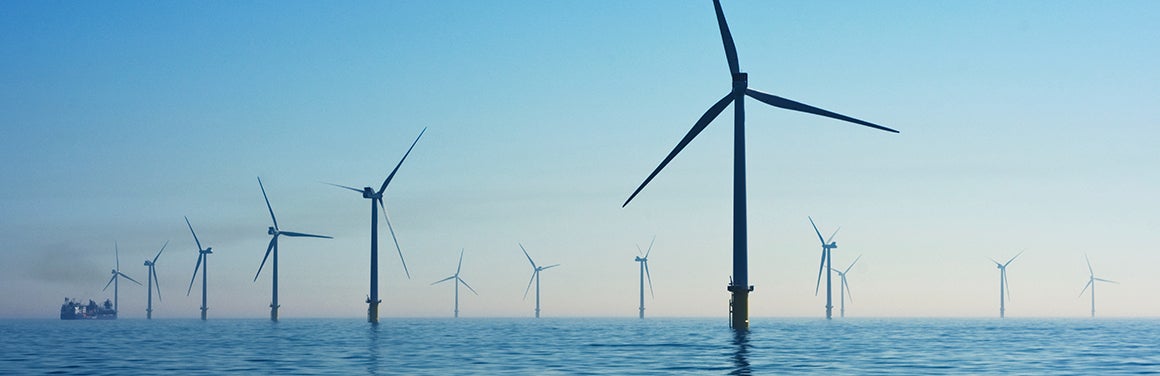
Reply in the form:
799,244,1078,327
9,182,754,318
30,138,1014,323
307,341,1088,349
730,330,751,375
367,324,381,376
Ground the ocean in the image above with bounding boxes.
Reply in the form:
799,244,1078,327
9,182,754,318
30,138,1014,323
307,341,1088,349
2,318,1157,375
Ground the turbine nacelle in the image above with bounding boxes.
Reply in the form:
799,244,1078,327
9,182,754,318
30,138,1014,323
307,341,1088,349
361,187,377,199
144,260,153,267
110,269,117,274
268,226,277,235
732,72,748,90
635,256,646,262
203,248,213,254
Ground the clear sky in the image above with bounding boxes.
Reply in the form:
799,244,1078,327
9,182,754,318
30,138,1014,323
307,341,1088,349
2,1,1158,319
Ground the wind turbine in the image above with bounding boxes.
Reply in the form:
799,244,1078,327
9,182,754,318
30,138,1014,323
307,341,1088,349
1079,253,1118,318
254,177,333,322
185,216,214,320
621,0,898,330
328,127,424,324
103,242,142,317
809,217,840,320
143,241,167,319
520,244,559,318
990,251,1022,318
634,236,655,319
830,254,861,318
431,249,478,318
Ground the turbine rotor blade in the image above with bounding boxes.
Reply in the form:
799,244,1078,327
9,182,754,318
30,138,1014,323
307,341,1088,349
519,243,537,268
324,182,364,193
103,275,116,291
1004,272,1012,301
844,277,853,302
711,0,740,76
258,176,279,231
1005,251,1024,267
1079,279,1093,297
115,242,120,270
808,216,825,245
379,199,410,279
152,267,162,302
1094,277,1118,284
826,227,841,244
187,254,203,296
745,88,899,133
153,240,169,264
623,93,733,207
280,231,333,239
1084,253,1094,276
523,271,536,300
456,248,464,276
645,235,655,258
378,127,427,195
119,272,142,286
185,216,203,252
254,236,276,282
459,277,479,295
644,261,654,298
845,254,863,274
989,257,1002,267
541,264,560,270
815,249,827,296
431,276,455,285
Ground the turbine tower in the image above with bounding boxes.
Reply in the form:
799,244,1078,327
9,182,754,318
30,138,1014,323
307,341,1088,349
520,244,559,318
830,254,861,318
1079,253,1117,318
621,0,898,330
254,177,332,322
634,236,655,319
143,241,167,319
103,242,142,317
809,217,840,320
329,128,425,324
431,249,478,318
185,216,214,320
990,251,1022,318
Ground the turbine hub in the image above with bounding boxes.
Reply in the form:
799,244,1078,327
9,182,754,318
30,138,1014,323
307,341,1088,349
144,261,151,266
635,257,645,262
204,248,213,254
268,227,277,235
732,72,748,91
362,187,375,199
111,269,117,274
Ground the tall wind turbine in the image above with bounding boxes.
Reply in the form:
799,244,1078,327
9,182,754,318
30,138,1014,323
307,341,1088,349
103,242,142,317
830,254,861,318
990,251,1022,318
431,249,478,318
809,217,840,320
520,244,559,318
143,241,167,319
329,127,424,324
621,0,898,330
185,216,214,320
254,177,332,322
1079,253,1118,318
634,236,655,319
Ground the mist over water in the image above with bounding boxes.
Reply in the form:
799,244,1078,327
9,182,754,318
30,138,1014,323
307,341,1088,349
2,318,1157,374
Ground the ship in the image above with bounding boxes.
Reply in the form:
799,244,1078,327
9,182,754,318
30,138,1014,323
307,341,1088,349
60,297,117,320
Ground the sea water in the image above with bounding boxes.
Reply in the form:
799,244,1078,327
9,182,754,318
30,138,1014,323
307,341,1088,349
2,318,1158,375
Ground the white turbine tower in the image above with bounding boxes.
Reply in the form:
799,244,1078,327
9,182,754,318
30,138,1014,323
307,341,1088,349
830,254,861,318
1079,253,1117,318
809,217,839,320
143,241,167,319
520,244,559,318
990,251,1022,318
634,236,655,319
431,249,478,318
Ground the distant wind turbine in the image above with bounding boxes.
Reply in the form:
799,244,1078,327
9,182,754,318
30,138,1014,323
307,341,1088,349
103,242,142,317
634,236,656,319
143,241,167,319
1079,253,1117,318
830,254,861,318
520,244,559,318
254,177,332,322
621,0,898,330
431,249,478,318
809,217,840,320
185,216,214,320
328,127,425,324
990,251,1022,318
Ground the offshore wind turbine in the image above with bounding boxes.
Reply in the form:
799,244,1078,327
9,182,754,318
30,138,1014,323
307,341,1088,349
809,217,840,320
328,127,424,324
634,237,655,319
520,244,559,318
830,254,861,318
990,251,1022,318
185,216,214,320
143,241,167,319
254,177,332,322
1079,253,1118,318
431,249,477,318
621,0,898,330
103,242,142,317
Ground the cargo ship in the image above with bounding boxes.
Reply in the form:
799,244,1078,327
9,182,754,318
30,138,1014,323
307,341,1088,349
60,298,116,320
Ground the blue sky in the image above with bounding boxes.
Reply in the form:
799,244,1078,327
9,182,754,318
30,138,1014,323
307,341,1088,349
1,1,1158,319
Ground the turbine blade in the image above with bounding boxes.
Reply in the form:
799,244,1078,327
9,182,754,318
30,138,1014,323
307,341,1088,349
541,264,560,270
845,254,862,274
1079,279,1092,297
258,176,279,231
523,272,536,300
1005,251,1024,267
152,268,162,302
826,227,841,244
459,277,479,295
635,244,643,256
808,216,826,245
254,237,276,282
456,248,464,276
815,249,826,296
645,235,655,258
623,93,733,207
745,89,899,133
1084,253,1094,276
280,231,333,239
843,277,853,302
185,216,203,252
378,127,427,195
379,199,410,279
431,276,455,285
187,254,203,296
324,182,363,193
153,240,168,264
1004,272,1012,301
1094,277,1118,284
119,272,142,286
115,242,120,270
644,261,654,298
520,243,537,268
711,0,740,76
103,275,116,291
989,257,1002,267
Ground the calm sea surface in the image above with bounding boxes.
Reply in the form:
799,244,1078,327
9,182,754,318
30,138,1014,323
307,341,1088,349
2,318,1158,375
